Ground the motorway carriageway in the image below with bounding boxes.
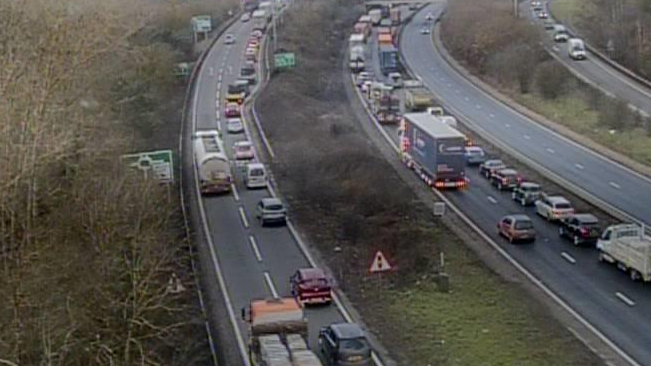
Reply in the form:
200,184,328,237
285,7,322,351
354,5,651,365
190,15,352,366
528,0,651,118
402,5,651,231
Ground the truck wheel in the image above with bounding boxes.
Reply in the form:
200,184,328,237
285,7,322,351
630,270,641,282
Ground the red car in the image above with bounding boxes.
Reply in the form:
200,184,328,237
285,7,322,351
225,102,241,118
290,268,332,305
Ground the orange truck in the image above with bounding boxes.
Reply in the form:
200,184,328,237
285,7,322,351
242,298,323,366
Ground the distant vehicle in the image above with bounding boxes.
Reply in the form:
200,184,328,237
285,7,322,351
388,72,403,88
553,24,569,42
240,66,257,84
597,224,651,282
368,9,382,25
245,163,267,189
568,38,586,60
479,159,506,179
241,298,322,366
256,197,287,226
319,323,372,366
537,11,549,19
225,102,241,118
350,44,366,72
425,12,434,21
405,87,435,112
227,83,247,103
361,80,373,92
401,113,468,189
252,9,268,31
251,29,263,40
233,79,251,96
531,1,542,9
233,140,254,160
535,195,574,221
498,214,536,243
226,118,244,134
544,19,556,30
224,34,235,44
240,13,251,22
355,71,372,86
420,27,431,35
511,182,542,206
379,44,399,75
192,130,231,194
290,268,332,305
463,146,486,165
490,168,522,190
559,213,601,246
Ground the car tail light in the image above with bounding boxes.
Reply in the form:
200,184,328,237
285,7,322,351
580,227,590,237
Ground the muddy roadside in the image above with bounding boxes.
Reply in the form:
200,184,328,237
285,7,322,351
252,0,603,365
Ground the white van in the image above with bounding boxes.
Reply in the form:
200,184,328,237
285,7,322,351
568,38,586,60
245,163,267,189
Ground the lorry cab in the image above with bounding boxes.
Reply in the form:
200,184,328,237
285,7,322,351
568,38,586,60
245,163,267,189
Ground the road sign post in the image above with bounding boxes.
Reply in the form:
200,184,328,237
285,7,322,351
122,149,174,184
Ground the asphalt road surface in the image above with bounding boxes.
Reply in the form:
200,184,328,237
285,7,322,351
354,7,651,365
401,5,651,231
189,16,346,365
528,1,651,117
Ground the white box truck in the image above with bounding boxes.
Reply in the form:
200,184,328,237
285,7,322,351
597,224,651,282
193,130,232,194
253,9,268,31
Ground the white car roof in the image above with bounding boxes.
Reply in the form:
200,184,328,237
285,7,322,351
235,141,252,147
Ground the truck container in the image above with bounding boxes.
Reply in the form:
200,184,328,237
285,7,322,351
378,33,392,46
597,224,651,282
390,7,401,25
369,9,382,25
253,9,268,31
405,87,436,111
379,44,399,75
193,130,232,194
400,113,468,188
242,298,322,366
349,45,366,72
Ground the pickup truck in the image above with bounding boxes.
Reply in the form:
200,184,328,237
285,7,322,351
558,213,601,246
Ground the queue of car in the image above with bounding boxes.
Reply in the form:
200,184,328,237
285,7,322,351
531,1,586,60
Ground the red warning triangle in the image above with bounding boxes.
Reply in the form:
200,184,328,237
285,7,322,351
369,251,392,273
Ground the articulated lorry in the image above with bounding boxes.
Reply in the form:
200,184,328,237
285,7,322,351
242,298,323,366
597,224,651,282
193,130,232,194
405,87,436,111
400,113,468,189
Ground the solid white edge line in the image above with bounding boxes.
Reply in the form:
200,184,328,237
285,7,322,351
249,235,263,262
615,292,636,307
263,271,279,299
238,206,250,228
561,252,577,264
354,31,644,364
190,23,251,366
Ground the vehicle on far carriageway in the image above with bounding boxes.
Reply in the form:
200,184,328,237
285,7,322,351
400,113,468,189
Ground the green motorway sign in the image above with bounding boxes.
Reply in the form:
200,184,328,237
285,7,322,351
274,52,296,69
122,149,174,183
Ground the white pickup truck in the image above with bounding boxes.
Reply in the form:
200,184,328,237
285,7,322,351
597,224,651,282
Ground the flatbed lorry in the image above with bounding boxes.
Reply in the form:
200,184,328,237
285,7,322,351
242,298,323,366
597,224,651,282
400,113,468,189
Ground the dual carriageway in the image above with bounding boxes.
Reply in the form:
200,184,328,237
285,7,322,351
184,1,651,366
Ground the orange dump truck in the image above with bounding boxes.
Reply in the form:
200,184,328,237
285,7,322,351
242,298,323,366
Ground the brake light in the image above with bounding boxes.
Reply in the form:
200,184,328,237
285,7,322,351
580,227,590,237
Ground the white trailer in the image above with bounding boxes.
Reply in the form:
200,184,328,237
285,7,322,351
597,224,651,282
253,9,268,31
193,130,232,194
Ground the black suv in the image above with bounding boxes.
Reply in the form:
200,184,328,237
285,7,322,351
319,323,372,366
559,213,601,246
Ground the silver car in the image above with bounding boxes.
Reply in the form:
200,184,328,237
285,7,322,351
256,198,287,226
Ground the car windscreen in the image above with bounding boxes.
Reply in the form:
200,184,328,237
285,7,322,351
514,221,533,230
266,204,284,211
249,168,264,176
579,220,599,227
339,337,370,352
302,278,328,287
241,68,255,76
555,203,572,209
